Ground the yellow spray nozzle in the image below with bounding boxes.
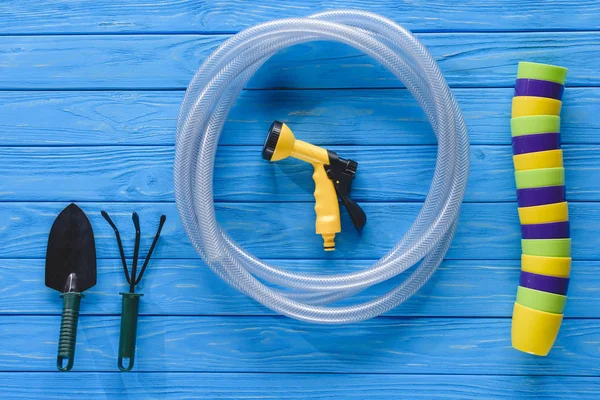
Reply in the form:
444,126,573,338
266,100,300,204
262,120,328,164
262,121,366,251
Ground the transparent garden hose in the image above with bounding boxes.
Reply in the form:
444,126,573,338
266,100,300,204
174,10,470,324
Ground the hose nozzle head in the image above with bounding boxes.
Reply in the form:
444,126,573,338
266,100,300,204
262,120,297,162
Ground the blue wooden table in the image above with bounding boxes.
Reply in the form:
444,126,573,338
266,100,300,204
1,1,599,398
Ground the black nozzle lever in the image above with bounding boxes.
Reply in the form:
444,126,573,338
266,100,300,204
324,151,367,230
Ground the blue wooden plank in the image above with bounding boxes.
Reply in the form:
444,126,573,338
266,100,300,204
0,258,597,318
0,33,597,89
3,0,600,34
1,372,598,399
0,315,598,374
0,88,594,147
0,201,597,260
0,144,597,202
1,0,597,396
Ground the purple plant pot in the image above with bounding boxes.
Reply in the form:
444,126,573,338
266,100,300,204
521,221,570,239
512,132,561,155
517,186,566,207
520,270,570,295
514,78,565,100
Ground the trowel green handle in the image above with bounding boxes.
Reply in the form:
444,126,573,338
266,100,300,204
57,292,83,371
118,292,143,371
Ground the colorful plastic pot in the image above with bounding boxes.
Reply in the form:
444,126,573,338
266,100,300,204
512,132,561,155
517,185,565,207
520,271,569,295
514,167,564,189
513,149,563,171
516,286,567,314
521,238,571,257
511,115,561,137
512,96,562,118
518,202,569,225
514,78,564,100
517,62,568,85
512,302,563,356
521,254,571,278
521,221,570,239
511,61,569,358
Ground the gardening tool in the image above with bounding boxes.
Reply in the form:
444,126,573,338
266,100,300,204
262,120,366,251
174,10,469,324
45,203,97,371
102,210,166,371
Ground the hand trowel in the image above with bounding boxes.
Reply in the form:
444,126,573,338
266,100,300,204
45,203,97,371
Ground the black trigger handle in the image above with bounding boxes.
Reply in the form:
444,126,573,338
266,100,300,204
324,151,367,230
339,191,367,230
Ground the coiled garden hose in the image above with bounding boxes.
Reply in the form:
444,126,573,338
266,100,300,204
174,10,469,324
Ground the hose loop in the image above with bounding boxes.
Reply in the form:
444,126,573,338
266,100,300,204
175,10,469,324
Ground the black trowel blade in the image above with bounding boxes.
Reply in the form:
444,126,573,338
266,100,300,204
45,203,97,293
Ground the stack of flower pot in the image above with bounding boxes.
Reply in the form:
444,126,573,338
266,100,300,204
510,62,569,356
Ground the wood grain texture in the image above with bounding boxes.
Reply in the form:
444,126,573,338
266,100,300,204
1,144,599,202
1,258,598,318
0,88,595,146
1,33,598,89
1,373,598,400
0,315,599,374
2,0,600,34
1,0,599,394
1,201,599,260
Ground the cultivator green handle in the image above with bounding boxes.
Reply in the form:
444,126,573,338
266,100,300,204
118,292,143,371
57,292,83,371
